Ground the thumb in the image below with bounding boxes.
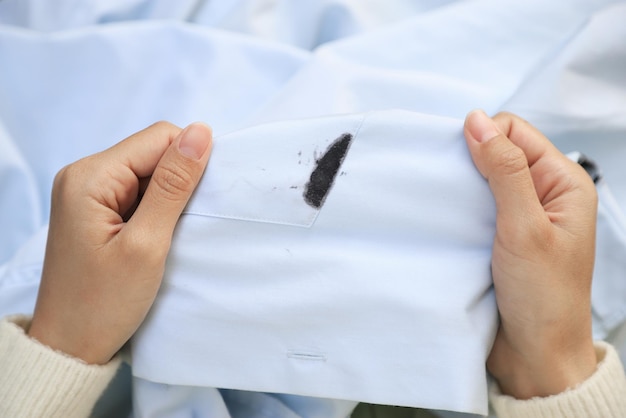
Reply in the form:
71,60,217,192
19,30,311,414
128,122,213,243
463,110,543,224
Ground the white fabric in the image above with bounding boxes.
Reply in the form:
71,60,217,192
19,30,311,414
132,110,497,414
0,0,625,417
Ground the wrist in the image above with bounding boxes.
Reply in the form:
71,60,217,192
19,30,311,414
29,313,111,365
489,332,597,399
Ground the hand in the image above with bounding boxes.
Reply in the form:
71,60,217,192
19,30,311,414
28,122,213,365
464,110,598,399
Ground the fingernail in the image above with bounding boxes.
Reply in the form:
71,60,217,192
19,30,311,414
467,110,500,143
178,123,211,160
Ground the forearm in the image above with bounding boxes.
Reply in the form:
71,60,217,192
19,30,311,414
0,315,121,418
490,341,626,418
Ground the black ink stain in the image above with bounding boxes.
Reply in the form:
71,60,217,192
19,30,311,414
303,133,353,209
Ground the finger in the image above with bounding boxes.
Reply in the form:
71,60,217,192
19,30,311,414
103,121,183,178
121,177,151,221
464,110,545,223
491,112,592,206
490,112,556,168
126,122,213,244
83,122,183,217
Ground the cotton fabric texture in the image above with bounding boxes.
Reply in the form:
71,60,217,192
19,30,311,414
0,0,625,417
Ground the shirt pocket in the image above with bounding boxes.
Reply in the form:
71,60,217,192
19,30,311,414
183,113,365,228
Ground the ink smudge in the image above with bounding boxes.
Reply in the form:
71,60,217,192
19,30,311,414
303,133,353,209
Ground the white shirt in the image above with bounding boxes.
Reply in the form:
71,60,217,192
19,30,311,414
0,0,625,416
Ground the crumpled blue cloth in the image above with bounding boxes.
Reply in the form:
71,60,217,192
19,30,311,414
0,1,625,417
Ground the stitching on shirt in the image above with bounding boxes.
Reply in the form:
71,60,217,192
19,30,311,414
182,211,315,227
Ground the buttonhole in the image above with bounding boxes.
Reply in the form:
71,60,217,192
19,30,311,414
286,349,327,362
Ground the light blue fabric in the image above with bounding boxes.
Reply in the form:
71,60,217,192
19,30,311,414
132,110,497,415
0,1,625,417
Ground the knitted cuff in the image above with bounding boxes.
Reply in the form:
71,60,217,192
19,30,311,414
489,341,626,418
0,315,122,418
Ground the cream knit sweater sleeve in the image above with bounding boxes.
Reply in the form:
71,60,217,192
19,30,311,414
0,315,121,418
490,341,626,418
